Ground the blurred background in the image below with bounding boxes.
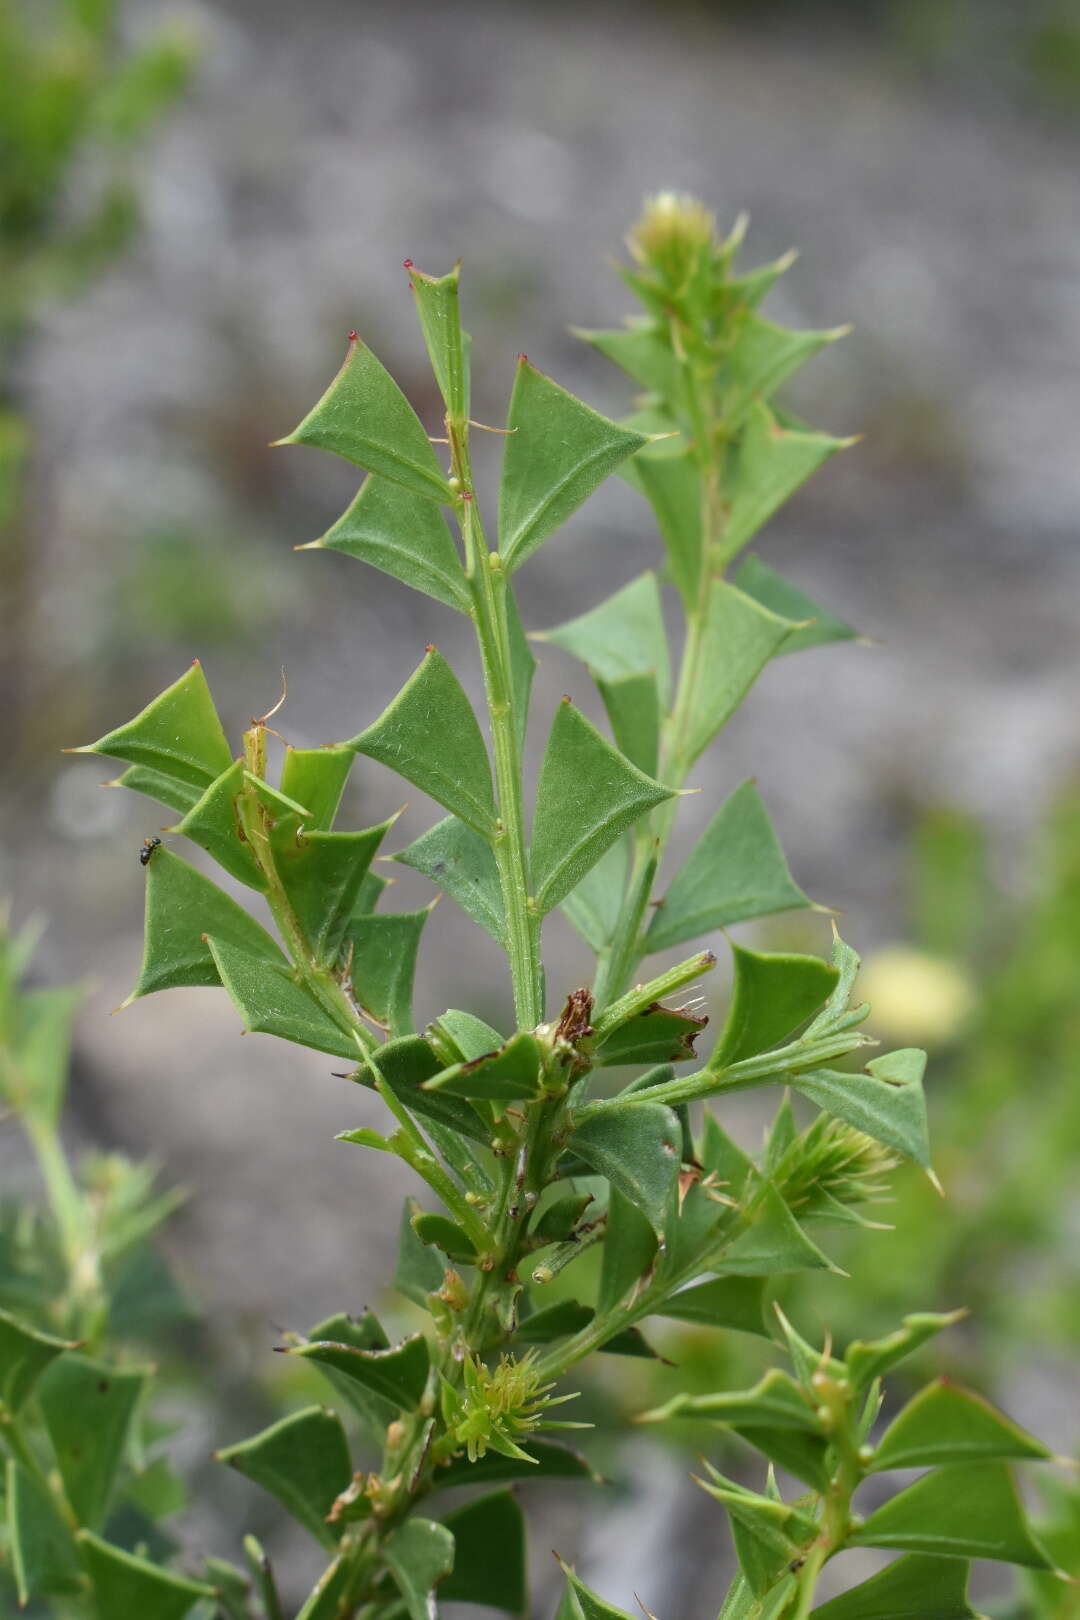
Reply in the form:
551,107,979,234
2,0,1079,1613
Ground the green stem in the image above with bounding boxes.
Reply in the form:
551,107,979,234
449,421,543,1030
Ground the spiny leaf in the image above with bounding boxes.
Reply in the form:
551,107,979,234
576,322,684,403
596,670,661,777
204,935,363,1061
810,1554,976,1620
516,1301,657,1359
646,781,813,954
793,1049,930,1169
70,661,232,794
680,581,799,767
433,1439,597,1490
5,1461,81,1604
644,1368,819,1431
412,1213,478,1265
534,572,670,704
845,1311,967,1391
718,1182,837,1277
0,1308,77,1413
311,473,470,612
850,1462,1053,1568
216,1407,353,1549
654,1277,769,1337
439,1489,527,1613
365,1033,490,1145
570,1101,680,1235
424,1031,543,1101
295,1556,352,1620
712,943,839,1069
531,700,674,914
278,745,354,830
171,759,264,889
383,1516,456,1620
629,449,701,610
506,586,536,757
286,1332,430,1412
870,1380,1052,1472
408,260,470,420
594,1003,708,1067
499,358,648,572
719,400,851,566
735,554,857,656
278,333,452,503
558,1562,640,1620
346,908,429,1038
394,815,505,944
395,1199,449,1308
77,1532,214,1620
694,1468,818,1598
270,818,392,965
727,314,847,418
107,763,204,818
130,848,285,1001
38,1354,149,1530
598,1186,657,1313
349,647,496,837
561,837,629,953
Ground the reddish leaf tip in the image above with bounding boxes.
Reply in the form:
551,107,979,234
517,352,528,365
560,694,573,705
425,643,436,655
347,330,359,342
403,259,414,270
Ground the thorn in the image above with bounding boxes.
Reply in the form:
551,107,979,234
425,643,436,655
403,259,413,270
348,330,358,342
926,1166,946,1198
294,538,324,551
517,352,528,365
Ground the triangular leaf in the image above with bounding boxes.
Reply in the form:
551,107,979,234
596,1003,708,1068
558,1563,639,1620
570,1102,680,1235
408,260,470,420
598,1185,657,1313
630,450,701,610
535,572,670,705
735,554,857,656
77,1532,214,1620
719,1183,835,1277
349,648,495,837
499,359,647,571
680,581,798,767
171,759,264,889
646,782,812,954
440,1489,527,1613
395,1200,449,1308
561,837,629,954
383,1516,455,1620
412,1213,478,1265
424,1031,543,1101
713,943,839,1069
596,671,661,778
811,1554,976,1620
851,1462,1053,1568
576,323,684,403
204,935,363,1061
433,1438,596,1490
394,815,505,943
295,1556,352,1620
793,1049,930,1169
654,1277,768,1337
130,849,285,1000
531,700,674,914
365,1033,490,1145
38,1354,149,1530
871,1381,1051,1473
287,1332,430,1412
270,819,392,965
720,400,850,566
313,473,470,612
845,1312,966,1392
279,334,451,502
278,745,354,830
216,1407,353,1549
727,315,844,418
0,1308,77,1413
6,1460,81,1603
71,661,232,795
347,908,429,1038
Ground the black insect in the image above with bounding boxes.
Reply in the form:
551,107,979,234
139,836,162,867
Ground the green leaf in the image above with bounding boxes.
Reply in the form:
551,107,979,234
811,1554,976,1620
845,1312,966,1392
279,745,355,830
413,1211,478,1264
535,572,670,705
629,450,701,610
107,763,204,818
645,1370,830,1489
205,936,362,1061
713,943,838,1069
851,1462,1053,1568
735,555,857,655
6,1460,81,1603
70,661,232,795
295,1556,353,1619
719,1183,836,1276
680,581,798,767
558,1563,639,1620
595,1003,708,1068
38,1354,149,1530
570,1102,680,1235
498,358,647,571
516,1301,656,1359
346,908,429,1038
279,334,451,503
287,1332,430,1412
576,323,684,403
870,1381,1051,1473
655,1277,768,1337
598,1185,657,1312
597,671,661,778
394,815,505,943
170,760,264,889
695,1469,818,1598
311,473,470,612
408,260,470,420
302,1311,398,1436
646,782,813,954
424,1031,542,1101
0,1309,76,1412
77,1531,214,1620
215,1407,353,1549
793,1049,930,1169
129,849,285,1001
531,700,674,914
720,401,850,566
383,1516,455,1620
506,587,536,757
272,820,392,966
349,648,495,837
440,1490,526,1613
561,838,629,953
365,1034,490,1145
433,1439,597,1490
727,316,845,418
